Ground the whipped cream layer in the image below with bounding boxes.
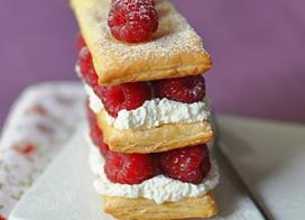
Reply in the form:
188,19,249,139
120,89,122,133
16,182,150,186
84,84,211,130
88,139,219,204
84,84,104,113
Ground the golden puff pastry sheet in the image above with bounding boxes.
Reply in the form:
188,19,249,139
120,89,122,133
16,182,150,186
97,110,214,154
103,193,218,220
70,0,212,85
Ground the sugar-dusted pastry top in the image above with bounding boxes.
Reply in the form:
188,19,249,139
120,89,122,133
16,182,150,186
70,0,212,85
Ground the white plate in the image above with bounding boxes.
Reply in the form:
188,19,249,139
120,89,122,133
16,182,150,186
9,124,265,220
218,115,305,220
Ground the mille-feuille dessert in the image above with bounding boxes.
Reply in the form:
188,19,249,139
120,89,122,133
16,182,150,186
71,0,220,219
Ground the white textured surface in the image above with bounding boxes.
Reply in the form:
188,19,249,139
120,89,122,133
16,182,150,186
217,115,305,220
9,125,264,220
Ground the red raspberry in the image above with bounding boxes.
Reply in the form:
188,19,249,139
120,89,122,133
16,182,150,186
108,0,159,43
75,33,86,51
160,144,211,184
105,151,158,184
87,103,109,156
77,47,99,87
153,76,206,103
94,82,152,117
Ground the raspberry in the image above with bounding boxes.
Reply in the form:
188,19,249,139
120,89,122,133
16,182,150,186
87,103,109,156
153,76,206,103
75,33,86,51
160,144,211,184
94,82,152,117
105,151,158,184
108,0,159,43
77,47,99,87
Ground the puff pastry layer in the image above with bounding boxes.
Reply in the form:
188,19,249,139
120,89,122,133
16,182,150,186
97,110,213,154
70,0,212,85
103,193,218,220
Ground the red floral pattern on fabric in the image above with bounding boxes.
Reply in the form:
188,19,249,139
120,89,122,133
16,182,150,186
55,95,75,106
36,123,54,135
26,105,48,116
13,143,36,155
0,83,85,217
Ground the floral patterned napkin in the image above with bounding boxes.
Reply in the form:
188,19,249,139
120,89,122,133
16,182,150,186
0,82,86,219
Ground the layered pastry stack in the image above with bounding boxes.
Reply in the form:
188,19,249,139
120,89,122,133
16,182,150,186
71,0,220,219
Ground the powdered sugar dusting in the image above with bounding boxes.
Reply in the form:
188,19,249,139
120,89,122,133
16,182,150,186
73,0,208,72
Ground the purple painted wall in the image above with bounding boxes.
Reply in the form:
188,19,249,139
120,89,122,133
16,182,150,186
1,0,305,126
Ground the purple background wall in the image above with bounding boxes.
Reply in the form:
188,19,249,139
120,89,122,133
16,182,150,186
1,0,305,127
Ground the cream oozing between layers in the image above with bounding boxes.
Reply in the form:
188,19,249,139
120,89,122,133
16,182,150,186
84,84,211,130
88,138,219,204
